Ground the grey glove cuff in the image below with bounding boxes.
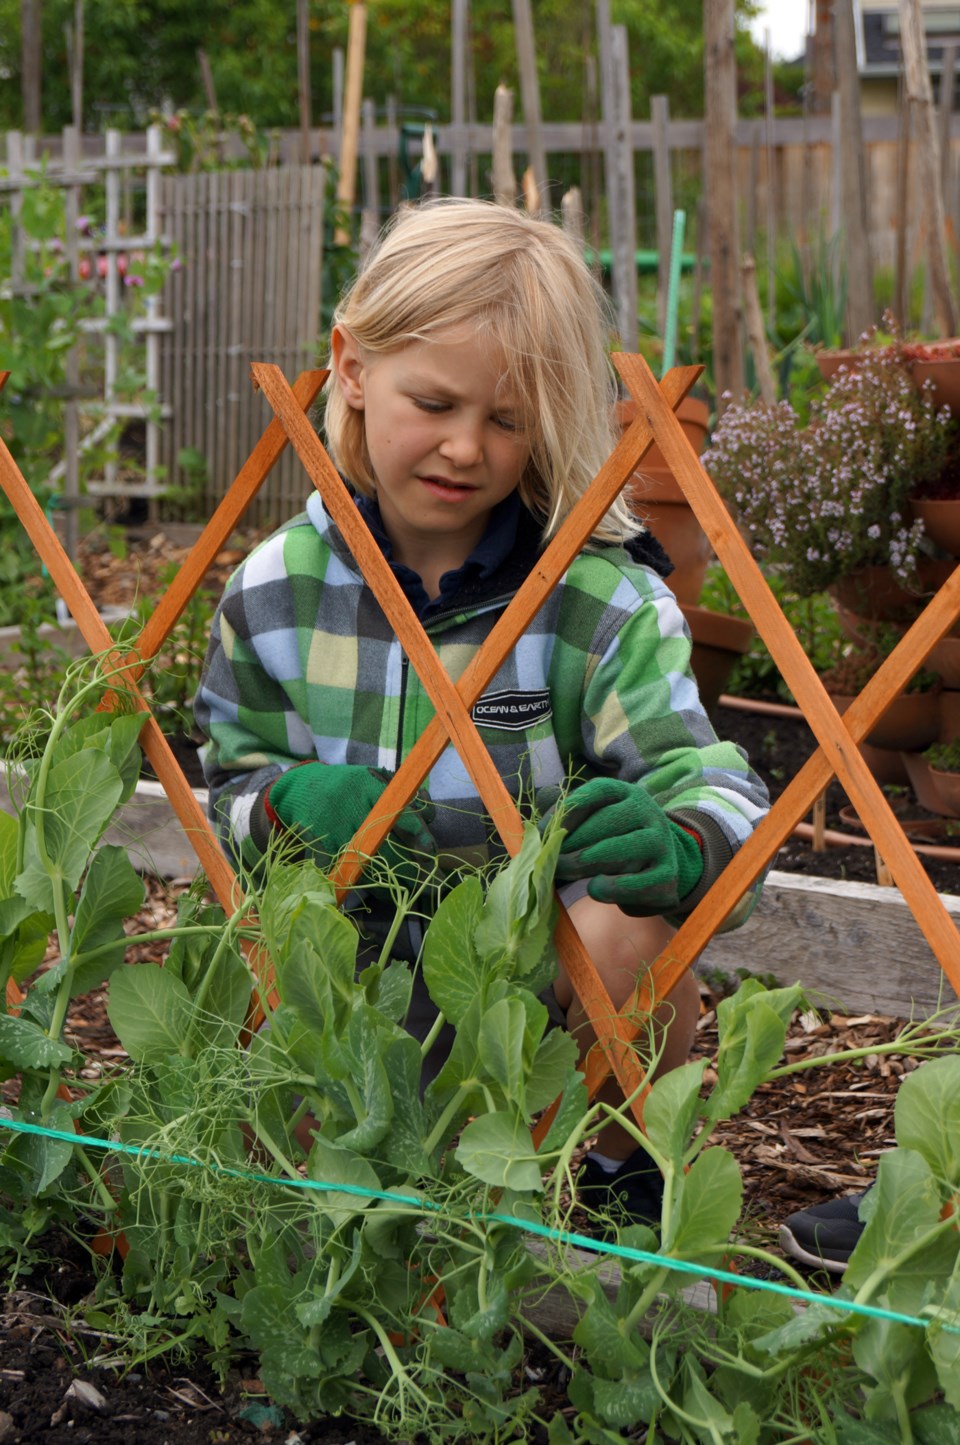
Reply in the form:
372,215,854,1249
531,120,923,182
664,808,734,917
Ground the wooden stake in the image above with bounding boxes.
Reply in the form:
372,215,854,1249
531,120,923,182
899,0,957,335
651,94,673,343
492,84,516,206
703,0,744,407
510,0,547,212
742,253,777,405
297,0,312,165
835,0,875,341
874,846,894,887
335,1,366,246
812,791,827,852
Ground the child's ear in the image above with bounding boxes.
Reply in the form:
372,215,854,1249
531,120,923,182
331,325,365,410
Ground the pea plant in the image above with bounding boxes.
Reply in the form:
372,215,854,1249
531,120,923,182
1,668,960,1441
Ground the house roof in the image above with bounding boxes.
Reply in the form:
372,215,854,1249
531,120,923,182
860,6,960,76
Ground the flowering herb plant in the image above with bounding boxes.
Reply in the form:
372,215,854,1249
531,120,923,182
704,335,955,598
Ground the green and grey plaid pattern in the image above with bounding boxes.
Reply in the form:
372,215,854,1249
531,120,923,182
195,493,768,924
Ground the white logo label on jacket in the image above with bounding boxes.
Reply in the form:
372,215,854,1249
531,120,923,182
472,689,553,731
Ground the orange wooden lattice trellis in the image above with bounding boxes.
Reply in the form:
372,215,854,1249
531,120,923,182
1,356,959,1145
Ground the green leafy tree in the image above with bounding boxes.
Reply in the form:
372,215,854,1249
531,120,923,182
0,0,767,134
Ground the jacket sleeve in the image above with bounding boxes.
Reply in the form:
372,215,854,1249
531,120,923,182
193,550,317,869
574,570,770,930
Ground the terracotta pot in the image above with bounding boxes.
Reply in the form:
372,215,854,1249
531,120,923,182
910,497,960,557
901,750,960,818
928,766,960,815
614,395,709,470
680,604,754,715
618,394,713,604
632,472,714,603
929,634,960,688
830,559,954,624
940,689,960,742
828,688,942,753
907,356,960,412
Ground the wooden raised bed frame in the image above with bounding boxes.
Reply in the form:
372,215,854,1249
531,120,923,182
1,356,959,1138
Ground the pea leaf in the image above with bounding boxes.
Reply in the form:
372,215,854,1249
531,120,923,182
642,1058,707,1166
16,750,124,911
455,1112,542,1193
0,1014,73,1069
667,1147,742,1260
306,1136,383,1223
844,1148,957,1310
107,963,192,1062
421,875,486,1024
894,1055,960,1185
69,845,145,995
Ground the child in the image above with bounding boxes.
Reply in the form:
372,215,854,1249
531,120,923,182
194,198,769,1224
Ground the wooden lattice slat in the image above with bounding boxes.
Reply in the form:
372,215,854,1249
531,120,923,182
2,355,958,1138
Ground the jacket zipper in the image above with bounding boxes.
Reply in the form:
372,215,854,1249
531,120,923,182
396,653,409,767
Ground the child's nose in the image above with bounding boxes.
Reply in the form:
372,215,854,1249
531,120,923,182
439,420,483,468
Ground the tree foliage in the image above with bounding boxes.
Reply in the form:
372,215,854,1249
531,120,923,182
0,1,771,135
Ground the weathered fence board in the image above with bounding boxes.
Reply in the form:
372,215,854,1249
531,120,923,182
157,166,325,525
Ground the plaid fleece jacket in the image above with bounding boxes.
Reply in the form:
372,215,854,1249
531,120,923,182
195,492,769,927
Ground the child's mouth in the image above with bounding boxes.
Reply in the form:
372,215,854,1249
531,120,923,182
420,476,476,500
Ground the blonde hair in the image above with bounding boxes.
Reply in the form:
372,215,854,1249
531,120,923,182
323,198,640,544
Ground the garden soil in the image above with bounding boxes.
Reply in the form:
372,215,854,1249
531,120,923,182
0,531,954,1441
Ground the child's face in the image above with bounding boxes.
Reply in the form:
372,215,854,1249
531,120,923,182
332,324,531,573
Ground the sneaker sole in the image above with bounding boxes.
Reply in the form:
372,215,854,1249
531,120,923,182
778,1224,850,1275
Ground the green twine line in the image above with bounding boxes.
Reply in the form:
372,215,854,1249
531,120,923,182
5,1117,958,1336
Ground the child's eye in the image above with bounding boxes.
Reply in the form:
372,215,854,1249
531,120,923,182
494,414,518,433
412,397,448,414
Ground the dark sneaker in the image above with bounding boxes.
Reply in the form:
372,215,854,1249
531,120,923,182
578,1146,664,1231
779,1188,871,1274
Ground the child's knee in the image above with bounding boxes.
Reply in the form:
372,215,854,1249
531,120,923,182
556,894,678,1011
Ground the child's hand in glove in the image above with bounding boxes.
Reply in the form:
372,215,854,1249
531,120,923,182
266,762,436,881
543,777,703,915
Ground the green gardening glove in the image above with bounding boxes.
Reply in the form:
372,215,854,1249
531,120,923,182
545,777,703,916
265,762,436,883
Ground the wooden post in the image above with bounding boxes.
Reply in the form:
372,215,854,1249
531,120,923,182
651,94,673,342
742,254,777,406
67,0,84,133
895,76,912,329
198,48,218,114
297,0,312,164
561,185,584,245
510,0,547,212
811,0,835,115
941,44,958,246
492,84,516,206
835,0,875,342
703,0,744,407
63,125,81,561
605,23,638,351
335,1,366,247
451,0,468,196
899,0,957,336
359,97,379,259
764,29,777,336
21,0,41,132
